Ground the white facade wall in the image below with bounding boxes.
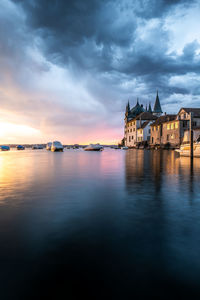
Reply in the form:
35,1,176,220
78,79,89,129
137,123,152,143
125,119,152,146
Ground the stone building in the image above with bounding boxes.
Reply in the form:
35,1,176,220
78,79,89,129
150,115,176,146
177,108,200,127
137,118,157,144
124,92,162,147
150,108,200,148
161,118,183,147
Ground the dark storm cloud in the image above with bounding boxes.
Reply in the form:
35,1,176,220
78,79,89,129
1,0,200,141
12,0,200,88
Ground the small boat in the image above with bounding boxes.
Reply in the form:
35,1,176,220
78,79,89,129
84,144,103,151
175,143,200,157
113,146,120,150
51,141,64,152
0,145,10,151
121,146,128,150
16,145,25,150
73,144,79,149
46,142,52,150
32,144,43,150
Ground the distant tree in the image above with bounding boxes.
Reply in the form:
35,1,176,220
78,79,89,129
118,138,125,147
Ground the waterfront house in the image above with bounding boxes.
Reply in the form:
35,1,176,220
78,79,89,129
124,92,162,147
177,108,200,127
150,108,200,148
125,111,157,147
164,108,200,147
161,117,183,147
150,115,176,146
137,118,157,144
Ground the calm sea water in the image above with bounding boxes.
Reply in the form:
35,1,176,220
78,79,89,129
1,148,200,299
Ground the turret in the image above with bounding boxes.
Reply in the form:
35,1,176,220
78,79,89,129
153,91,162,116
148,102,152,113
125,100,130,117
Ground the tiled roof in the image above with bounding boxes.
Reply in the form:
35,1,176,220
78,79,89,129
150,114,176,126
179,108,200,117
135,112,158,120
137,121,150,130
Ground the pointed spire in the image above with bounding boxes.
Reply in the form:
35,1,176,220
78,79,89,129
136,98,139,105
127,100,130,112
148,102,152,113
145,104,148,111
126,100,130,116
153,90,162,113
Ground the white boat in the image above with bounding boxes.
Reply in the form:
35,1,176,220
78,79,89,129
46,142,52,150
175,143,200,157
121,146,128,150
84,144,103,151
51,141,64,152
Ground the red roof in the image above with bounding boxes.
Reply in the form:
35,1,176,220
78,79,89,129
151,114,176,126
135,112,158,121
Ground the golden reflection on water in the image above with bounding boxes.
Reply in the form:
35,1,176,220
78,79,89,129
125,149,200,194
1,148,200,203
0,150,58,203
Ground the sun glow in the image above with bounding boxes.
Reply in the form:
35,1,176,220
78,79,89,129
0,122,42,144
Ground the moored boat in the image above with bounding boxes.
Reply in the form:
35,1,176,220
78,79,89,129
175,143,200,157
46,142,52,150
0,145,10,151
84,144,103,151
121,146,128,150
32,144,43,150
16,145,25,150
51,141,64,152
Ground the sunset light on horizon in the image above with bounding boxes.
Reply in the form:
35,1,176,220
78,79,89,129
1,0,200,145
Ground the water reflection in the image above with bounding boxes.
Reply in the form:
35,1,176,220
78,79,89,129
1,149,200,298
125,149,200,199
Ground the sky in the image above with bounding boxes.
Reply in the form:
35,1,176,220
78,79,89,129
0,0,200,144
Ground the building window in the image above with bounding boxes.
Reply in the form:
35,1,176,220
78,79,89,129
132,136,134,140
129,136,131,142
167,124,170,130
183,121,188,128
149,129,151,134
171,123,174,130
175,122,178,129
167,134,170,141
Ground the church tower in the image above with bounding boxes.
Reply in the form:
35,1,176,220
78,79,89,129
153,91,162,117
125,101,130,118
